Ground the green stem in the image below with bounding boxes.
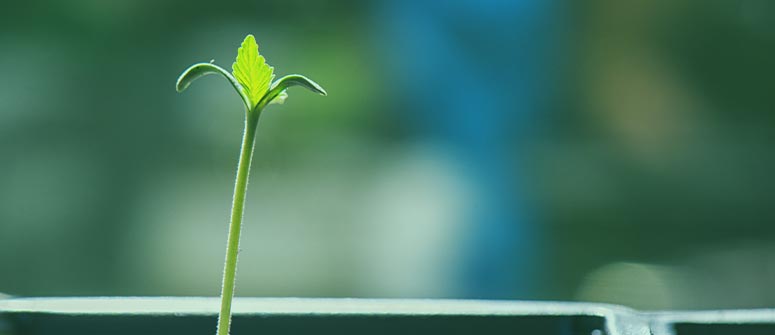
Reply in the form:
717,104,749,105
216,109,261,335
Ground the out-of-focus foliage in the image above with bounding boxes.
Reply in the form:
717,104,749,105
1,0,774,310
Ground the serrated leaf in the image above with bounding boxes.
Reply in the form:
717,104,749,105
232,35,274,109
176,62,251,110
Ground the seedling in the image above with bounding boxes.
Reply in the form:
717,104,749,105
175,34,326,335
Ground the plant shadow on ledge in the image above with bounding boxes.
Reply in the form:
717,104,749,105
175,34,326,335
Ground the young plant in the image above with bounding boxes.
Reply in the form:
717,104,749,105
175,34,326,335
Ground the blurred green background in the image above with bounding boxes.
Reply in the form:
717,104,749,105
2,0,775,310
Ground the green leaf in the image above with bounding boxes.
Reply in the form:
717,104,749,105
269,90,288,105
175,62,251,110
271,74,327,96
232,35,274,109
257,74,327,109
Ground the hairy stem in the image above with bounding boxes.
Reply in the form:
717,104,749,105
216,109,260,335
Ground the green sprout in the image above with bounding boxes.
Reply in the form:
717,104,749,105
176,34,326,335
